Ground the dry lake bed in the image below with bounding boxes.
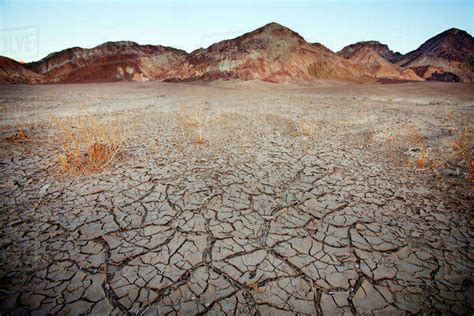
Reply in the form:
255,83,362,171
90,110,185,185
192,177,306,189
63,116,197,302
0,80,473,315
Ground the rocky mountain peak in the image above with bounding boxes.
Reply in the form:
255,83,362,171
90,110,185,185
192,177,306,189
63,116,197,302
338,41,403,63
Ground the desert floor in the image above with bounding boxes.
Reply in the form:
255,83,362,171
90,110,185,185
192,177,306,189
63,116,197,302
0,80,473,315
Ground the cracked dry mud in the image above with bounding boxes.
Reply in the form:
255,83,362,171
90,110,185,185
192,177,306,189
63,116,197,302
0,81,473,315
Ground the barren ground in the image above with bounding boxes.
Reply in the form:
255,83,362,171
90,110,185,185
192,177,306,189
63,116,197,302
0,81,473,315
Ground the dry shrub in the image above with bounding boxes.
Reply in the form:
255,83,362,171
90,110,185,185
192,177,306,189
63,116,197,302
383,123,473,188
177,112,201,129
263,113,317,138
416,149,427,169
6,128,28,142
293,117,318,138
176,105,208,144
411,132,429,169
247,281,265,293
381,125,431,168
408,132,443,170
195,135,206,144
361,130,374,148
51,112,127,174
451,126,474,188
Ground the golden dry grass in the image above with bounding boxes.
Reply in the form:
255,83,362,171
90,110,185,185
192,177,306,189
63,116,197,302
247,281,265,293
51,111,127,175
410,131,429,169
176,104,209,144
293,117,319,138
382,122,473,188
416,149,427,169
177,111,202,129
194,135,206,144
451,126,474,188
6,128,28,143
382,124,433,169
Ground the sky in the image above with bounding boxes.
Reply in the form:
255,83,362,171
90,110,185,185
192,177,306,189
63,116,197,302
0,0,473,62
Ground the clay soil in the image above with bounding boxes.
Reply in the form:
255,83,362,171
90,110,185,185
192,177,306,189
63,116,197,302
0,80,473,315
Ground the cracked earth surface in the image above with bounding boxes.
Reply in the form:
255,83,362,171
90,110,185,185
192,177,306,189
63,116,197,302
0,81,473,315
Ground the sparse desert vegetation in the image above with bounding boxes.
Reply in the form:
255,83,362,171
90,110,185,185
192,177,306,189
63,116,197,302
176,104,209,145
451,125,474,187
50,111,128,175
6,127,28,143
0,0,473,314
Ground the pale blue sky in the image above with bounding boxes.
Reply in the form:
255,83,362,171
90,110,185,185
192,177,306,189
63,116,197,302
0,0,473,62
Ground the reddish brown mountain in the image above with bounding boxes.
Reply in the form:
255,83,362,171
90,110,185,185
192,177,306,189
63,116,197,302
2,24,472,85
312,42,334,54
338,41,403,63
25,41,187,83
346,47,422,81
398,28,474,82
411,65,446,80
163,22,368,83
0,56,45,84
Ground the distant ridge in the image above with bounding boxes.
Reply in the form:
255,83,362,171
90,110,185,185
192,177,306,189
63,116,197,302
1,23,473,84
25,41,187,83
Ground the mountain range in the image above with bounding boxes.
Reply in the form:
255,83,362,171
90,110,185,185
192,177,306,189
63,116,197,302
1,23,473,84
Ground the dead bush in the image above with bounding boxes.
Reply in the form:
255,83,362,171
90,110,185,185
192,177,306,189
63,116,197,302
51,112,127,175
292,117,318,138
451,126,474,188
411,132,429,169
176,104,208,145
6,128,29,143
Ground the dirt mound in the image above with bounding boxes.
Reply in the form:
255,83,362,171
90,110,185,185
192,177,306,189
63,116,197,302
25,41,187,83
0,56,45,84
163,22,367,83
